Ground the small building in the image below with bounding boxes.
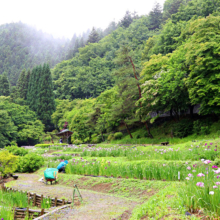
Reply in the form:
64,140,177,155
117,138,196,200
55,129,73,144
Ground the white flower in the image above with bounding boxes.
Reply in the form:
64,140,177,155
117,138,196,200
209,191,214,195
201,159,205,162
186,177,190,180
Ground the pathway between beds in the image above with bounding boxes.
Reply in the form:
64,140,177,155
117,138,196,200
8,174,137,220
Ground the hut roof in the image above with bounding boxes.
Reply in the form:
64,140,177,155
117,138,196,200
55,129,73,136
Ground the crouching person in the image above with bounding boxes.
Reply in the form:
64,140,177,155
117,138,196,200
57,160,68,173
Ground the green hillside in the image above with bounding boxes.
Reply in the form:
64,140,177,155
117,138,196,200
51,0,220,144
0,22,70,85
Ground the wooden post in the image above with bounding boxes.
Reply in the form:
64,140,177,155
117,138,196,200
41,194,43,207
55,197,57,206
33,193,36,207
28,192,30,204
41,208,44,216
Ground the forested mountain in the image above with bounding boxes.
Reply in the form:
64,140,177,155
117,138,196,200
1,0,220,146
52,5,166,99
0,22,71,85
52,0,220,144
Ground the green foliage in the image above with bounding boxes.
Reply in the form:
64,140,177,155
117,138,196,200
107,133,115,141
52,15,154,100
183,15,220,114
14,69,30,100
173,119,193,138
0,73,10,96
193,120,211,136
0,97,44,146
5,146,28,156
17,153,44,172
0,109,17,148
35,143,67,148
73,139,82,145
87,27,100,44
37,64,56,128
114,132,123,140
0,151,18,175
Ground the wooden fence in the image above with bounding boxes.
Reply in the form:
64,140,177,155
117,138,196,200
14,207,47,219
2,185,72,207
2,184,72,219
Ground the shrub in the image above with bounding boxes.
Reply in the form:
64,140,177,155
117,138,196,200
91,135,103,144
114,132,123,140
73,139,82,145
35,143,67,148
5,146,28,156
173,119,193,138
17,153,44,173
193,120,210,135
107,133,114,141
0,151,18,175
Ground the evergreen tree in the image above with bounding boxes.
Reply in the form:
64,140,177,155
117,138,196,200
73,38,80,55
23,69,31,100
87,27,100,44
119,11,134,28
27,66,42,112
79,37,84,48
15,69,26,99
0,73,10,96
148,2,163,30
37,64,55,129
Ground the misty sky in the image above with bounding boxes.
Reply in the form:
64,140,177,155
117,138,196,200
1,0,166,39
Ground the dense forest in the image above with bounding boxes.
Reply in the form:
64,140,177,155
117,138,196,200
1,0,220,146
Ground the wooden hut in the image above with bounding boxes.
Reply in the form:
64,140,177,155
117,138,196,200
55,129,73,144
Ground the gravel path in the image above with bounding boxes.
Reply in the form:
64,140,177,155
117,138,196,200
9,174,138,220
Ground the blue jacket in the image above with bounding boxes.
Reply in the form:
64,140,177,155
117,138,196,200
57,160,68,170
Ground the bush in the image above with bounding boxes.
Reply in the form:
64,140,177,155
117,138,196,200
173,119,193,138
193,120,210,135
35,143,67,148
73,139,82,145
17,153,44,173
0,151,18,175
107,133,114,141
91,135,103,144
5,146,28,156
114,132,123,140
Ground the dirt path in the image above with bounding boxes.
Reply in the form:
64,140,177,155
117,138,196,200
8,174,138,220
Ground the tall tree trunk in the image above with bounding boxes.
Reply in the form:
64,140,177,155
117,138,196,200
124,121,133,139
144,121,153,138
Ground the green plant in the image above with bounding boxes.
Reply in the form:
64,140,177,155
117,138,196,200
41,197,51,209
35,143,67,148
17,153,44,172
173,119,193,138
5,146,28,156
114,132,123,140
193,120,211,135
73,139,82,145
0,151,18,176
107,133,114,141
